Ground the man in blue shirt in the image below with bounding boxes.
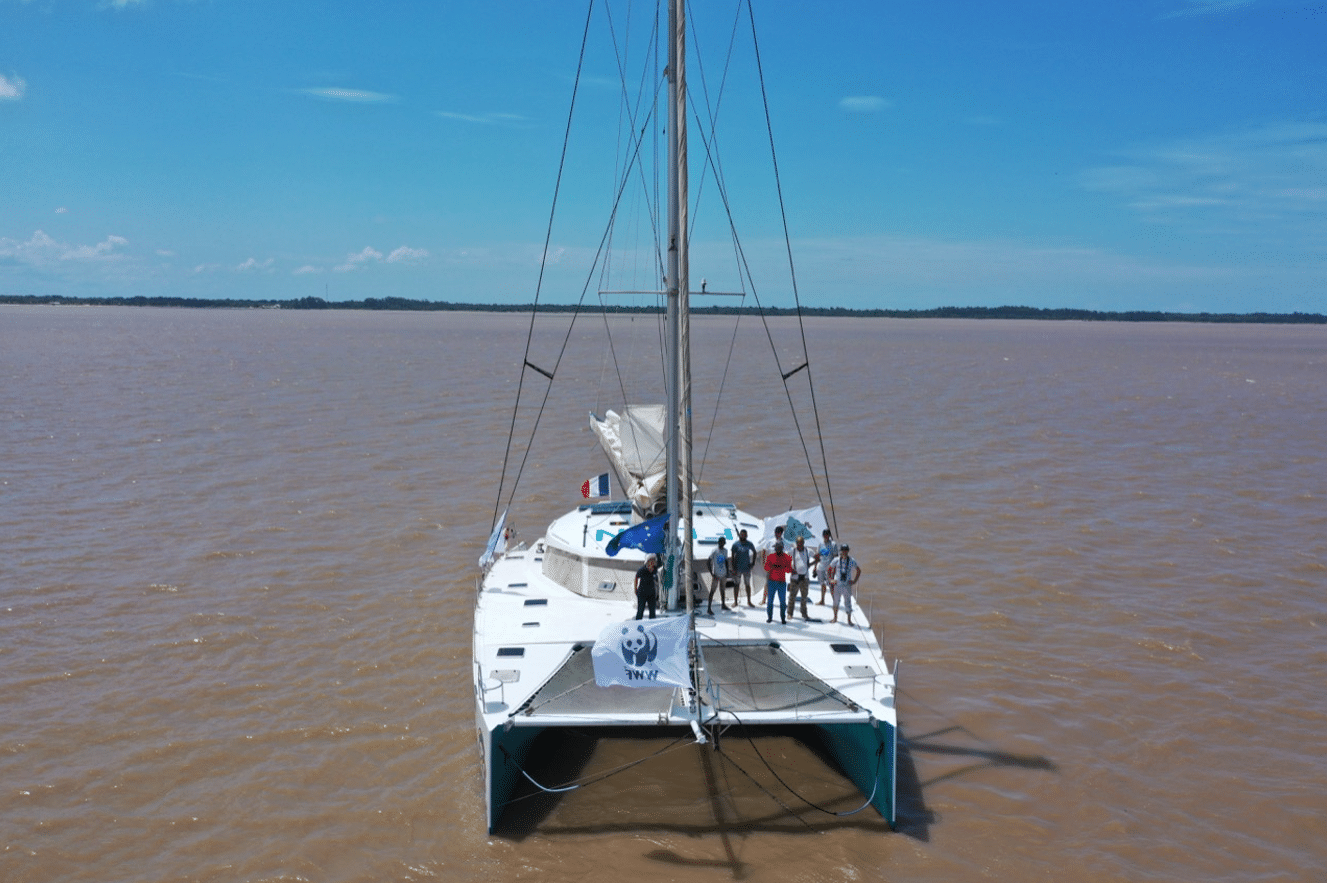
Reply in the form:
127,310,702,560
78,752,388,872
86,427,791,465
729,529,758,608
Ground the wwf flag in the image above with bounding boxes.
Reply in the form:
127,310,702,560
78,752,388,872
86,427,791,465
591,615,691,689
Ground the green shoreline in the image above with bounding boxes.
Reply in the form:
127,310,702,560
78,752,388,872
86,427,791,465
3,294,1323,324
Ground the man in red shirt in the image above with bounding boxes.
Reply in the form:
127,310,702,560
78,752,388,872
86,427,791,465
763,541,793,624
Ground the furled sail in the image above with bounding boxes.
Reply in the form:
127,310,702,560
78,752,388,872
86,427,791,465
590,406,668,518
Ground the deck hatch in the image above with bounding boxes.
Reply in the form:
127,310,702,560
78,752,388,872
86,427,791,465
523,599,548,607
830,643,861,654
497,647,525,658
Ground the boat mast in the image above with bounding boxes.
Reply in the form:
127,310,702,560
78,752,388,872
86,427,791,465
665,0,693,615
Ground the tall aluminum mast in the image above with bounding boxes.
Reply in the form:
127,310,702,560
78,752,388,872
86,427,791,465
665,0,693,615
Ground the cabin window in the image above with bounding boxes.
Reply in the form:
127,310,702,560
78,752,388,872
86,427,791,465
523,599,548,606
830,643,861,654
497,647,525,657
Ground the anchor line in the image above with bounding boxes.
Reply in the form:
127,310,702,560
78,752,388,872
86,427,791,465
496,734,693,800
714,708,886,818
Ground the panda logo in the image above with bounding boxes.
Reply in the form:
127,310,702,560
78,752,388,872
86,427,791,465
619,624,659,667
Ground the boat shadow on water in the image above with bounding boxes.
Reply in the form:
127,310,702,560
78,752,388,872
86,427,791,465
491,726,891,840
895,722,1061,841
491,721,1055,848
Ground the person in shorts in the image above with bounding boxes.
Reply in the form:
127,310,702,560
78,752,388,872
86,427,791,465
730,529,758,607
706,537,730,614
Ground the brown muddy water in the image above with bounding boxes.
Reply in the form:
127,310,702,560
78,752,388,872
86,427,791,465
2,305,1324,882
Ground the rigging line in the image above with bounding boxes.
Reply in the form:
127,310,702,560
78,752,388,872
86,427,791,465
725,228,831,518
679,8,746,485
491,0,598,531
673,33,831,517
599,3,664,413
502,32,668,518
698,635,850,708
711,740,816,830
724,707,886,818
695,295,745,483
744,0,838,535
498,733,694,801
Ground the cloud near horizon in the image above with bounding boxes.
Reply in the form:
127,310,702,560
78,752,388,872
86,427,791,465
0,230,128,267
333,245,428,273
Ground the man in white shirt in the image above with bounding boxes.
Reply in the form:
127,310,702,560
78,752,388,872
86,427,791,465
827,543,861,626
788,535,813,621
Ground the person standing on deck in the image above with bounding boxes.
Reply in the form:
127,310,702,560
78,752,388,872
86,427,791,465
730,529,757,608
814,528,838,605
634,555,660,620
758,524,785,606
788,535,813,621
826,544,860,626
763,541,792,625
706,537,730,614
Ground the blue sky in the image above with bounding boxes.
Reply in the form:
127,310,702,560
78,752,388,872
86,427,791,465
2,0,1324,313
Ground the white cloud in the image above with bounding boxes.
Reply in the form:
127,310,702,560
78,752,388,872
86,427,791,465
293,265,322,275
838,96,890,113
55,207,69,214
1163,0,1259,18
1082,122,1327,232
0,74,27,101
793,233,1230,291
236,257,275,273
434,110,528,125
335,246,384,272
300,87,398,104
386,245,428,264
333,245,426,272
0,230,128,267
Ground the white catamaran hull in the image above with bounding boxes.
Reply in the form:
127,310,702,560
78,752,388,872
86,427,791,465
474,502,896,833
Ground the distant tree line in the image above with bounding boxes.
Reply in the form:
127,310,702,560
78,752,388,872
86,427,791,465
1,293,1322,324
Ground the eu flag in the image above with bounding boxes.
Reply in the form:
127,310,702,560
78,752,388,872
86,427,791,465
605,513,670,557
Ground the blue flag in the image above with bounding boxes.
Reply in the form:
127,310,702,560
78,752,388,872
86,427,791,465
606,513,670,557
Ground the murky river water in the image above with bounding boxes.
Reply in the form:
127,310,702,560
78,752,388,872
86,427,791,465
3,306,1323,882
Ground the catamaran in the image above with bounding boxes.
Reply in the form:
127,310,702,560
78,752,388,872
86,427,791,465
473,0,897,834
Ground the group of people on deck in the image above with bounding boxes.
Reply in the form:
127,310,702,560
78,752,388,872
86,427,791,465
632,523,861,625
699,525,860,626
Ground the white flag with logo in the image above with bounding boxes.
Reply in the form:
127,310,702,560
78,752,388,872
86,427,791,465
591,615,691,689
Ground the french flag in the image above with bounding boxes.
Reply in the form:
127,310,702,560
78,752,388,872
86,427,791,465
581,472,610,498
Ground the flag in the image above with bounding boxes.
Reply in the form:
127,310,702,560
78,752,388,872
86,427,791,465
762,505,825,547
592,615,691,689
783,514,814,545
478,510,507,570
605,513,670,557
581,472,610,498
